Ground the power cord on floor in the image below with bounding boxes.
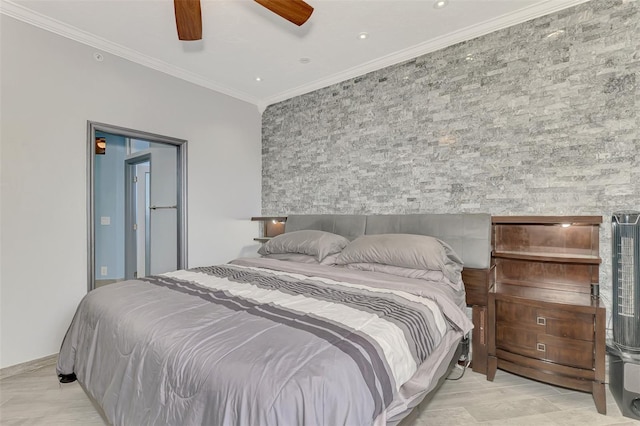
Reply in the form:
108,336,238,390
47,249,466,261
446,335,470,381
446,358,471,381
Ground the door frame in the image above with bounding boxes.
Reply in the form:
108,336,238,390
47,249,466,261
124,154,151,281
87,121,188,292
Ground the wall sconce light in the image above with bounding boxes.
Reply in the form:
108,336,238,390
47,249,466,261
95,137,106,155
251,216,287,242
266,219,286,237
433,0,448,9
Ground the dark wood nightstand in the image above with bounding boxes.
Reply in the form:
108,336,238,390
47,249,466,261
487,216,606,414
462,267,495,375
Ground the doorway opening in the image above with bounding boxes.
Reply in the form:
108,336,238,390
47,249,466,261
88,122,187,292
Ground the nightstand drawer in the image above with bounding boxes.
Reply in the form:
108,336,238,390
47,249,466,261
495,299,594,341
496,325,594,369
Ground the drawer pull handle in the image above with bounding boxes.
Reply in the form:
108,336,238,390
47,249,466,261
480,310,485,345
537,343,546,352
536,317,546,326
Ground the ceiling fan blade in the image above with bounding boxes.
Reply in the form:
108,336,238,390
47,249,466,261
174,0,202,41
254,0,314,26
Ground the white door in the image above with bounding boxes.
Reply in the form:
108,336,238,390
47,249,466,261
147,144,178,275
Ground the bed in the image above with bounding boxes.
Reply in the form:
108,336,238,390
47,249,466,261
57,213,491,425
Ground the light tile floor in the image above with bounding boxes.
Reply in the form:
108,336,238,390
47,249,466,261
411,366,640,425
1,362,639,425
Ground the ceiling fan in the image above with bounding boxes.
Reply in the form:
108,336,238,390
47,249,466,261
173,0,314,41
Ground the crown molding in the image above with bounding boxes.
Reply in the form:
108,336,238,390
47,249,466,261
0,0,261,106
262,0,592,107
2,0,592,109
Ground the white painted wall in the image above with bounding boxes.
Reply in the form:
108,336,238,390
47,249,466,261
0,16,262,368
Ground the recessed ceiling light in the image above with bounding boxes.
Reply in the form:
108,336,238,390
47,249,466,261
299,57,311,64
433,0,448,9
358,32,369,40
255,77,262,82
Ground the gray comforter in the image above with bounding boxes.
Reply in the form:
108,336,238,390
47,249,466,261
57,258,473,425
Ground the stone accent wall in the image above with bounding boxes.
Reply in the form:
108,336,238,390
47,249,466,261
262,0,639,327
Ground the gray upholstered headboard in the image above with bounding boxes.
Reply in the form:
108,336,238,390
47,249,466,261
285,214,491,269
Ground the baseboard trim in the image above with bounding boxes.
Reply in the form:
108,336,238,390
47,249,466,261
0,353,58,380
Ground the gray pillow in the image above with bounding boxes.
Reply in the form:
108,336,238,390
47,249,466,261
335,234,463,283
261,253,320,264
343,263,462,290
261,252,341,265
258,230,350,262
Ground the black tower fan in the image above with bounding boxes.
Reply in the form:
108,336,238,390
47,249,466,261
608,211,640,420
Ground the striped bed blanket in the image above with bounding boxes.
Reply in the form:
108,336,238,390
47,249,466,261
57,258,472,425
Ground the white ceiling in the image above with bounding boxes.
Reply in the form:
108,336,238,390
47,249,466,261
2,0,589,110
